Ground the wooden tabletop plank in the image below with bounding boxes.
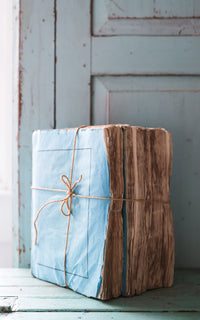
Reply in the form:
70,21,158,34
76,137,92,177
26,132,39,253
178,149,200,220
0,268,32,278
0,286,82,298
1,312,200,320
0,277,56,287
11,287,200,312
0,297,17,313
0,283,199,301
0,269,199,313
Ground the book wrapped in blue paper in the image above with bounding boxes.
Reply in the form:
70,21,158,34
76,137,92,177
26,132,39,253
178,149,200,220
31,125,174,300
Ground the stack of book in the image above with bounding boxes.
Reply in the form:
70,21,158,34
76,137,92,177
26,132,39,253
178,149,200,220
31,125,174,300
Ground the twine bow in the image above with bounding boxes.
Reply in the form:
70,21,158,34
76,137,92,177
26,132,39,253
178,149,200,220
60,174,82,216
32,125,170,288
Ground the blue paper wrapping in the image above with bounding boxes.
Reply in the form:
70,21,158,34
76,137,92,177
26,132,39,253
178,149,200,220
31,128,112,298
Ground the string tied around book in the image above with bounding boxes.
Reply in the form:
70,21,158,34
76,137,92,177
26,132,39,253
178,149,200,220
31,125,170,289
33,173,82,244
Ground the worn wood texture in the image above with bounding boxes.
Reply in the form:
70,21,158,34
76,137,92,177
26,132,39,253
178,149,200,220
13,0,55,267
13,0,20,269
0,269,200,318
94,19,200,36
98,127,124,299
56,0,91,128
14,0,200,271
92,37,200,75
104,0,200,18
1,313,200,320
93,0,200,36
1,314,200,320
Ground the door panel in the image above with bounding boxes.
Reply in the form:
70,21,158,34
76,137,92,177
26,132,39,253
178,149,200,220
103,0,200,18
93,0,200,35
92,37,200,75
92,75,200,268
15,0,200,268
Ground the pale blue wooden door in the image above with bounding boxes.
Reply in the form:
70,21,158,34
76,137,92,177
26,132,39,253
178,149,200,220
14,0,200,268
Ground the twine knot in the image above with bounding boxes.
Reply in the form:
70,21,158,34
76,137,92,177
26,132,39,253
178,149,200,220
60,174,82,217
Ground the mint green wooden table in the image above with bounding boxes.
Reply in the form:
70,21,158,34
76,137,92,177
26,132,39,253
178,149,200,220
0,269,199,319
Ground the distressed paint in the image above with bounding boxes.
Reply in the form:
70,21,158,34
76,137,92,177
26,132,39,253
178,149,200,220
93,0,200,36
14,0,200,271
2,313,200,320
56,0,91,128
12,292,200,312
13,0,55,267
13,0,20,268
0,269,200,314
93,18,200,36
3,312,200,320
106,0,200,19
0,298,17,313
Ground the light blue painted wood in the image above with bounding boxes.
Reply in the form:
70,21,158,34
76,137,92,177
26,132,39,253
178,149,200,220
0,268,32,277
106,0,200,18
13,0,55,267
0,269,200,318
56,0,91,128
93,76,200,268
0,277,59,287
3,313,200,320
92,37,200,75
94,17,200,36
14,0,200,271
11,285,200,311
0,286,82,298
0,269,199,299
93,0,200,36
0,269,199,313
13,0,20,269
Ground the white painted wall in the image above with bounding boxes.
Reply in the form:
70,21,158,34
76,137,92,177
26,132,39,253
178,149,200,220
0,0,13,267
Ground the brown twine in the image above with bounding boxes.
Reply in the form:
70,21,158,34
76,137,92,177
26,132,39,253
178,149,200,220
31,125,170,288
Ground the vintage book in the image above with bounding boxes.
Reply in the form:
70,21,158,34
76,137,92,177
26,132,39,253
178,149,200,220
31,125,174,300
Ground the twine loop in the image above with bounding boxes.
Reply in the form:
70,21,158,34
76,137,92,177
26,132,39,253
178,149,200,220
60,174,82,216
